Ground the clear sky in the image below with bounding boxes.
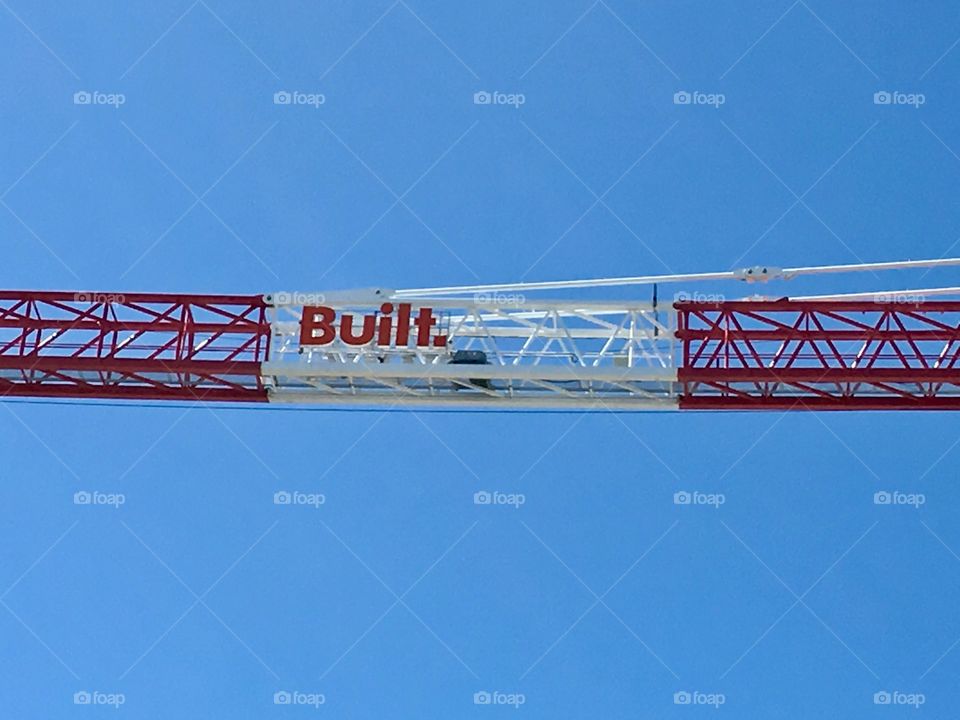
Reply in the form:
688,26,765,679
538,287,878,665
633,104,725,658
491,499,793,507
2,0,960,717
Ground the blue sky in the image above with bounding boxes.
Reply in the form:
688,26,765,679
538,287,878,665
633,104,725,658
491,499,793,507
2,0,960,716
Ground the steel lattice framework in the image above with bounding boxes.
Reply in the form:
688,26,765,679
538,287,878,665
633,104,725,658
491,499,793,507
0,292,270,402
4,290,960,410
677,300,960,410
264,294,677,408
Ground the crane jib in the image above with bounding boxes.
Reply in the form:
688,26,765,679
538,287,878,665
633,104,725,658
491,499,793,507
2,291,960,409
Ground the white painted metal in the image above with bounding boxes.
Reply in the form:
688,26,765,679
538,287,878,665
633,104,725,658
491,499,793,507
263,295,680,407
393,256,960,297
793,286,960,300
266,390,679,410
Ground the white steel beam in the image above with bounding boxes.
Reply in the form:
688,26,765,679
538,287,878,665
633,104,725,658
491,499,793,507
262,296,679,407
266,389,680,410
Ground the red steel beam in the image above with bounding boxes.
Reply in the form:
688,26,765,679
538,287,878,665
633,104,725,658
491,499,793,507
680,396,960,411
0,291,271,402
676,300,960,410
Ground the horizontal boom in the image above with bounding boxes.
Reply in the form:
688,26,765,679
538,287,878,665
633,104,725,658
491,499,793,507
2,290,960,410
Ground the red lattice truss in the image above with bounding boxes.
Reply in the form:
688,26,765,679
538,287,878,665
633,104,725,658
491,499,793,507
0,292,270,402
676,300,960,410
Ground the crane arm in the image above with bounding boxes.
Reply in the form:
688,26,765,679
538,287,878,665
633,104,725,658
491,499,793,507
3,289,960,410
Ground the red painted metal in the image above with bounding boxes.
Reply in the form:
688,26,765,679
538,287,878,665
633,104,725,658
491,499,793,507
676,300,960,410
0,291,270,402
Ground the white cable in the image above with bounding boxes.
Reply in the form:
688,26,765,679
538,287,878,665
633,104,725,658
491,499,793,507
393,257,960,297
791,286,960,301
394,270,737,296
784,258,960,277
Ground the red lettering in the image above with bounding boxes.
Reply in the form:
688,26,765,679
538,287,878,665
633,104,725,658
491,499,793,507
339,313,377,345
300,306,336,345
414,307,437,346
378,303,394,345
299,304,447,348
396,303,411,346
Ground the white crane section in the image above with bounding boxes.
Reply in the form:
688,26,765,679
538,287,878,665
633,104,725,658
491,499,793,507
262,294,679,409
